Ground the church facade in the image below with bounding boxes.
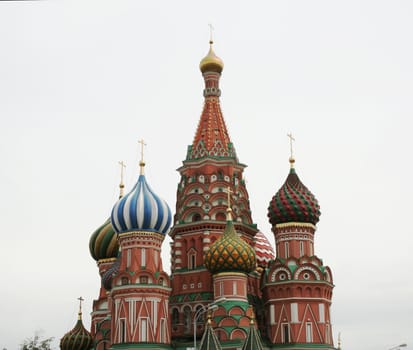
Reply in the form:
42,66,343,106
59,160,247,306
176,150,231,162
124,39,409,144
61,40,335,350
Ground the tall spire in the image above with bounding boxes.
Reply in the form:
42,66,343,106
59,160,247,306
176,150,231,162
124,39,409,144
187,37,236,161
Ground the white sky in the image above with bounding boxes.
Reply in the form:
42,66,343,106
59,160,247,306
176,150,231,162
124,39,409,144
0,1,412,350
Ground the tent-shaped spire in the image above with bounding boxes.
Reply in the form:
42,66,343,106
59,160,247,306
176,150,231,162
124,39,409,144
198,315,222,350
241,318,264,350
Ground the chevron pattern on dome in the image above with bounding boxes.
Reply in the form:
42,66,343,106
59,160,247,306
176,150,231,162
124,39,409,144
204,220,256,274
254,231,275,267
111,174,172,235
268,168,320,225
89,218,119,261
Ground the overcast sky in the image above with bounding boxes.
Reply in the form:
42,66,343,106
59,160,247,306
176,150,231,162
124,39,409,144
1,1,412,350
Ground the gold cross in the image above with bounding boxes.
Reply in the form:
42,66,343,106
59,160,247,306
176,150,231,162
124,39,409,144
287,133,295,160
118,161,126,184
118,161,126,197
78,296,84,312
208,23,214,43
138,139,147,163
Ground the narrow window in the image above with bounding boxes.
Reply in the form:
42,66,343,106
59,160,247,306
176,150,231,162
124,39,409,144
191,254,196,269
119,319,126,343
319,303,325,323
140,318,147,341
300,241,304,256
233,281,237,295
285,242,289,258
160,319,166,342
172,308,179,327
270,305,275,325
184,306,191,333
282,323,290,343
325,324,331,343
291,303,298,323
127,249,131,268
306,322,313,342
141,248,146,267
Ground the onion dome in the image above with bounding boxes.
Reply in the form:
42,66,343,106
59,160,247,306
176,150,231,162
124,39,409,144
89,219,119,261
101,254,121,291
268,159,320,226
200,40,224,74
205,209,256,274
111,162,172,235
60,300,93,350
254,231,275,267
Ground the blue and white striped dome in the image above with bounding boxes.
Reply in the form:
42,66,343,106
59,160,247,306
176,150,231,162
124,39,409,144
111,173,172,235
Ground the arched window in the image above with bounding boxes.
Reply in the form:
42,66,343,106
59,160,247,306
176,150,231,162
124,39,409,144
183,306,192,333
192,213,201,222
172,308,179,327
188,249,197,269
194,304,204,328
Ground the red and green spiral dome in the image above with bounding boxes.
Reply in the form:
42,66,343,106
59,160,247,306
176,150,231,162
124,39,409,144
268,166,320,226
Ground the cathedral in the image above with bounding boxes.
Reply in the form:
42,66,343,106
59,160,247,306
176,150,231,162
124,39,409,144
60,39,336,350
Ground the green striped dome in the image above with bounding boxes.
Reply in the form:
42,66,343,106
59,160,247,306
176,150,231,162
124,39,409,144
89,218,119,261
60,314,93,350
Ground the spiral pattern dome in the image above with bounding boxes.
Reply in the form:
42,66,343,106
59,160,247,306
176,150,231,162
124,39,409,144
254,231,275,267
268,167,320,226
111,173,172,235
204,216,256,274
89,218,119,261
101,254,121,291
200,41,224,74
60,314,93,350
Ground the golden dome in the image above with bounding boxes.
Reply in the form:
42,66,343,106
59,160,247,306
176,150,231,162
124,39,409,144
204,215,256,274
199,40,224,74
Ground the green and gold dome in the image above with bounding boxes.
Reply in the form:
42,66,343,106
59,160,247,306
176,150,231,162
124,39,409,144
89,218,119,261
60,300,93,350
204,209,256,274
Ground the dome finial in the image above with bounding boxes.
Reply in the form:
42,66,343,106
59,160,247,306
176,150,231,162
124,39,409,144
118,161,126,198
208,23,214,45
138,139,146,175
225,186,233,221
77,296,84,320
287,132,295,168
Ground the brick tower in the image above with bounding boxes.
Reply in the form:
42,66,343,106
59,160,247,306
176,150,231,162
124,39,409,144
168,39,260,344
263,153,334,349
